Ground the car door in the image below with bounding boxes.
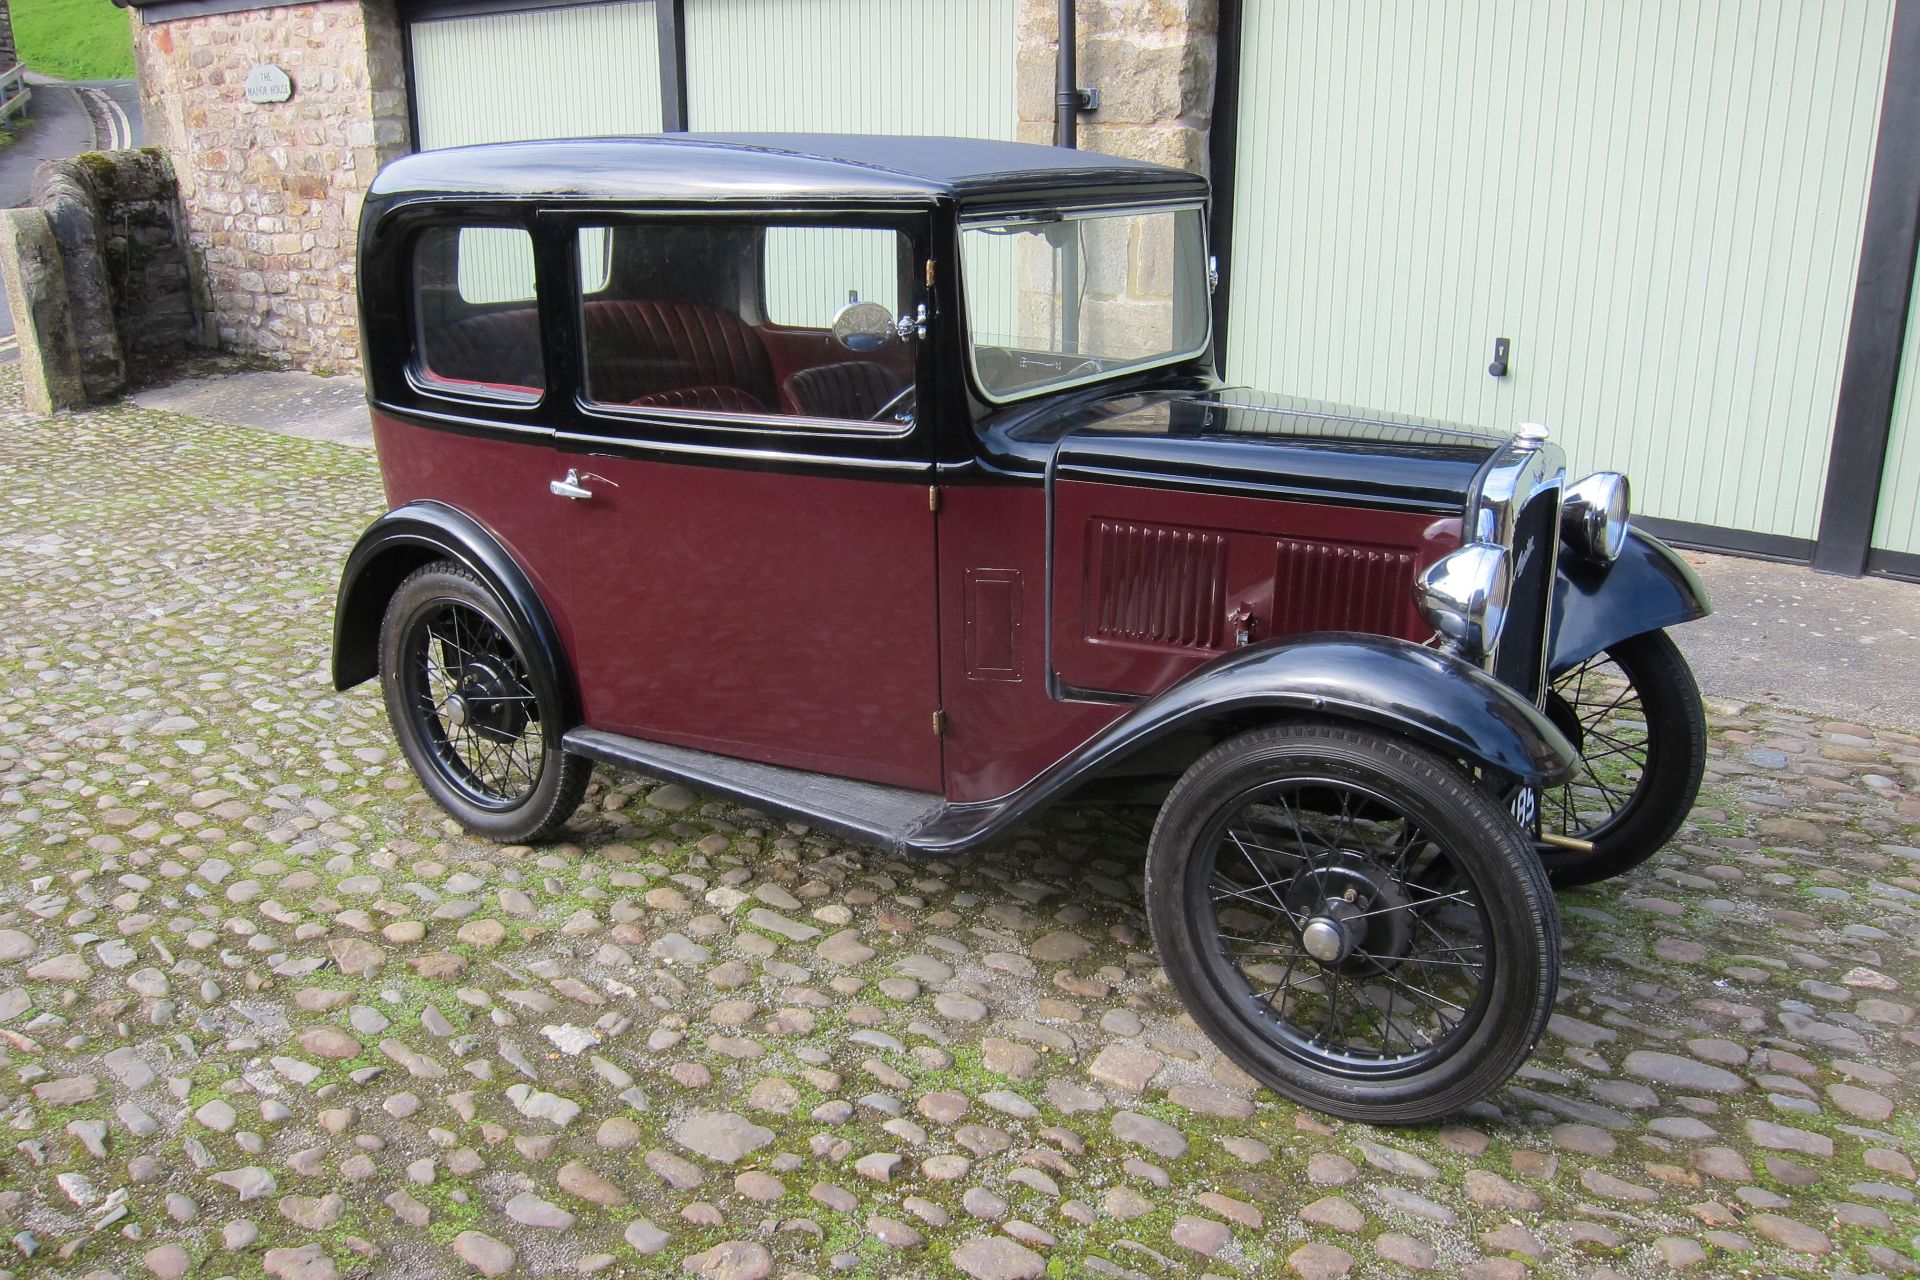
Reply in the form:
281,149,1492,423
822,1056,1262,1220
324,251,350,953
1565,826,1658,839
548,212,944,793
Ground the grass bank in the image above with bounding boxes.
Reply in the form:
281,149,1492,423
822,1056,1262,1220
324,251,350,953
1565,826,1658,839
13,0,136,81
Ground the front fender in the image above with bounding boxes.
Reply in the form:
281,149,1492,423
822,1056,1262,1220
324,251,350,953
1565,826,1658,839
913,634,1578,854
331,501,577,725
1101,634,1578,787
1548,527,1712,674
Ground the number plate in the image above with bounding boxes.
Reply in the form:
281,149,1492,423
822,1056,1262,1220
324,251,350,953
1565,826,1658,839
1509,786,1539,834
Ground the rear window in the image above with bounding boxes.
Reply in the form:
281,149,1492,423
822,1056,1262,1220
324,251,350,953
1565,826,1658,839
412,225,545,399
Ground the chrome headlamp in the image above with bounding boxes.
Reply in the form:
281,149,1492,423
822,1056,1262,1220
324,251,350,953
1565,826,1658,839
1414,542,1511,660
1561,471,1629,563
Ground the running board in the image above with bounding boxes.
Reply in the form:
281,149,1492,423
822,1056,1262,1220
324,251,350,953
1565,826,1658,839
563,728,979,854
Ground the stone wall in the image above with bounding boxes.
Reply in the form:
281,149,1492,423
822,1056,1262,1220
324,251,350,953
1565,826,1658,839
33,149,207,398
0,208,85,414
131,0,409,372
1016,0,1218,173
1009,2,1219,360
0,0,16,71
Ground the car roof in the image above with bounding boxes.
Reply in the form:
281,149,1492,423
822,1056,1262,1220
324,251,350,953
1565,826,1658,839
368,133,1209,205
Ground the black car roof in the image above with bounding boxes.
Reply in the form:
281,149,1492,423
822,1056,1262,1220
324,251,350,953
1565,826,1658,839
368,133,1209,205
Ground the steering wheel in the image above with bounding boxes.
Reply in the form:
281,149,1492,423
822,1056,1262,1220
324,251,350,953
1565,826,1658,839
975,348,1014,385
871,383,916,423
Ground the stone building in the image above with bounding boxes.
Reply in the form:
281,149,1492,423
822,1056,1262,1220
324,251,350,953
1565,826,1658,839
115,0,1920,577
129,0,408,371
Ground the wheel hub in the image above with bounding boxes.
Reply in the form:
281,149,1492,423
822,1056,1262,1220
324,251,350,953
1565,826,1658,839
452,659,530,743
1300,915,1350,963
1286,858,1415,973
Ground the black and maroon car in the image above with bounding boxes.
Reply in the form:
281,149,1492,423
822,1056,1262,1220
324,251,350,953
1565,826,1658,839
334,135,1711,1122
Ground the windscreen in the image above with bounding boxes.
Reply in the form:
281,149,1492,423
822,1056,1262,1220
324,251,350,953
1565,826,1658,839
960,204,1210,401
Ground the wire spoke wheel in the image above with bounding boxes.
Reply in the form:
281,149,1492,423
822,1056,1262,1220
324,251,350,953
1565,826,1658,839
379,563,591,843
401,599,545,809
1535,629,1706,888
1546,650,1649,839
1146,723,1558,1124
1196,779,1494,1077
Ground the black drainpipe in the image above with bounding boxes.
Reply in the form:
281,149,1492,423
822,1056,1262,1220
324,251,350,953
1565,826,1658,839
1055,0,1078,148
1054,0,1082,349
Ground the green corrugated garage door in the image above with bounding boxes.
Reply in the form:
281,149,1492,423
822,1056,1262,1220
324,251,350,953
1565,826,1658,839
409,0,1017,147
684,0,1016,137
1876,283,1920,556
410,1,666,149
1225,1,1898,541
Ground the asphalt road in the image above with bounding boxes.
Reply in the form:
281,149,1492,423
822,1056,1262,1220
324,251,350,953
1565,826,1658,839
0,74,142,358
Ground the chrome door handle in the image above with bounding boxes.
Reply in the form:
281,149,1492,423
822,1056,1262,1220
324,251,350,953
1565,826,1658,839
550,469,593,500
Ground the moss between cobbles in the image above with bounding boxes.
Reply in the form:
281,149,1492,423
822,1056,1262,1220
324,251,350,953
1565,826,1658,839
9,389,1920,1278
409,1174,488,1245
182,1058,234,1110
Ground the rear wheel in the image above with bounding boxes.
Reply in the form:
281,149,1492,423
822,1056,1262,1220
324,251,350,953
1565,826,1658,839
379,562,590,843
1144,723,1558,1124
1538,629,1704,887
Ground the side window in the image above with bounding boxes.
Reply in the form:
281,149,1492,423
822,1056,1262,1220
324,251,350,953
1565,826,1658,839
579,228,614,296
763,228,899,328
413,225,544,398
578,222,916,426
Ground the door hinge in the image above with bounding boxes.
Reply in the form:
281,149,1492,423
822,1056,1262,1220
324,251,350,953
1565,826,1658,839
928,485,941,512
931,709,946,736
925,258,936,287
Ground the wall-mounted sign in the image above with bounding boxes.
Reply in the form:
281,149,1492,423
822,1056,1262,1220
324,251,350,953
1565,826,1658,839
244,64,293,104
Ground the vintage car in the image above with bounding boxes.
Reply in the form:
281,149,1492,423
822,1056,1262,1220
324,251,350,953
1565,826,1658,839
334,134,1711,1123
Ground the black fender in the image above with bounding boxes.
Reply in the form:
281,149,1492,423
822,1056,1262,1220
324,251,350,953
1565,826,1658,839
1548,526,1712,675
1081,634,1580,788
331,501,579,726
911,633,1577,853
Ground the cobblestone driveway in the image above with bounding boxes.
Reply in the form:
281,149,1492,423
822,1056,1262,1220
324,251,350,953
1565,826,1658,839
2,376,1917,1280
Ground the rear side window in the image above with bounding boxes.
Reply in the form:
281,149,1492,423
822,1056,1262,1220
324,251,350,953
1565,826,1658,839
412,225,545,399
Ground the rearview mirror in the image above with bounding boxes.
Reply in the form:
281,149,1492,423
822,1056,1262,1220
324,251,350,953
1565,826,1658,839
832,299,895,352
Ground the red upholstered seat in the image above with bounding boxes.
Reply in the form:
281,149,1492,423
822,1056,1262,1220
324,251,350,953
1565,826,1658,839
427,307,544,393
584,300,775,406
627,384,767,413
425,300,807,416
781,360,905,421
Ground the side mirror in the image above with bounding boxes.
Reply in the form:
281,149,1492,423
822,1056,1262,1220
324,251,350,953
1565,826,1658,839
832,299,895,352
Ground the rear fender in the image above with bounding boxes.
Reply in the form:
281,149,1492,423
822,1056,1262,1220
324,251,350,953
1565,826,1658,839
1549,527,1712,674
331,501,577,725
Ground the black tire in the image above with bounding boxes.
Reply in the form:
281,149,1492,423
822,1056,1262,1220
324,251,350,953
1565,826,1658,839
1144,722,1559,1125
1539,630,1705,887
379,561,590,843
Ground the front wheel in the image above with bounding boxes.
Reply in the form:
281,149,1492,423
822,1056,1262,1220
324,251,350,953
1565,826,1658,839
379,561,590,843
1538,629,1705,887
1145,723,1559,1125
